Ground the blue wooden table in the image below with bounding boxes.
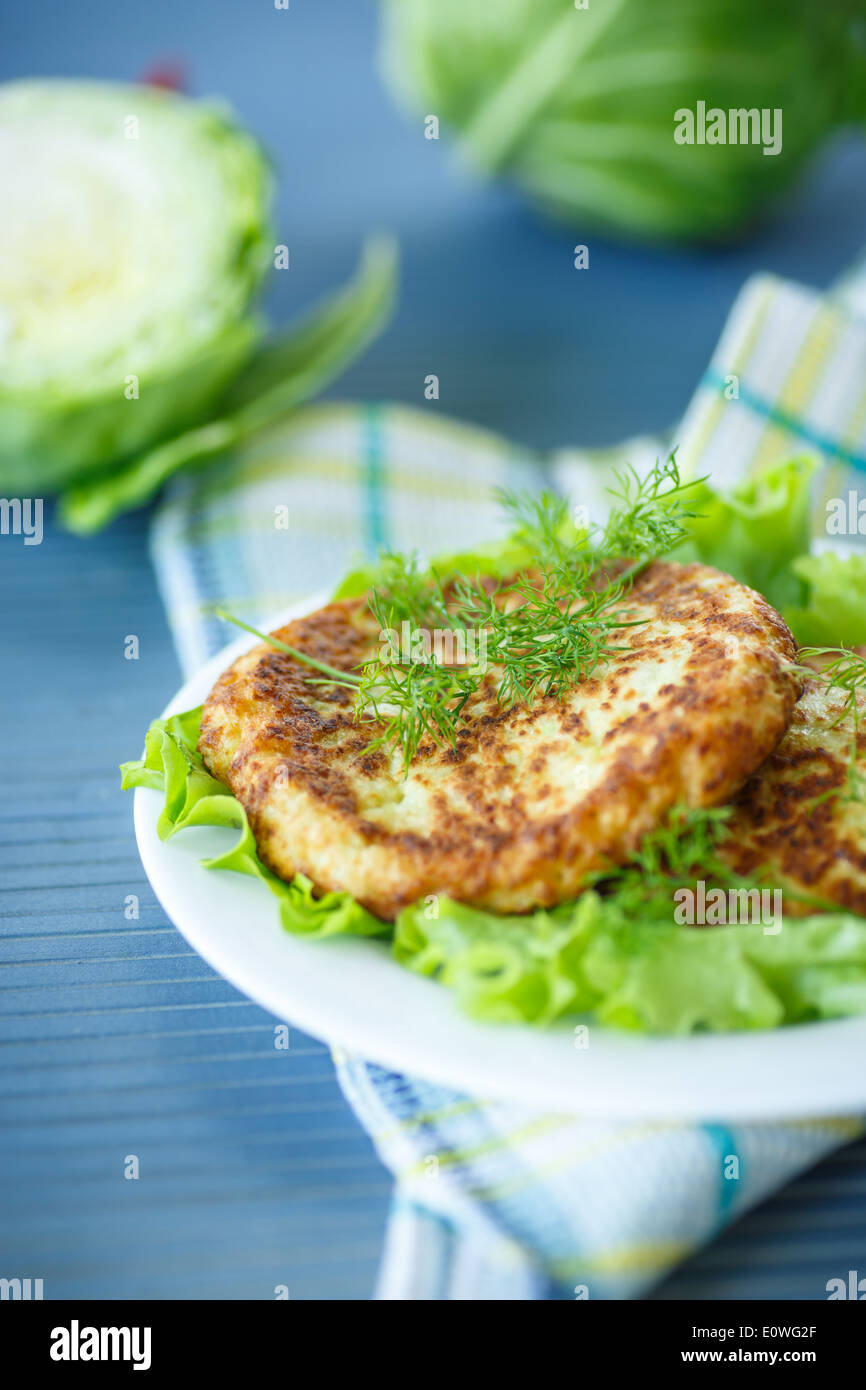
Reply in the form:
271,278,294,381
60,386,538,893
2,0,866,1300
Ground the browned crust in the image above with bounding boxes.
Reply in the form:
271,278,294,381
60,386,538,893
722,680,866,917
199,561,801,920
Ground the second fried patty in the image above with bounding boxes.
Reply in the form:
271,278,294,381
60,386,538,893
722,679,866,917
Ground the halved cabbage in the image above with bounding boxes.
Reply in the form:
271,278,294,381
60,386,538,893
0,80,272,492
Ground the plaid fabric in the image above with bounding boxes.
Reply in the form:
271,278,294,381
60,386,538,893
338,1055,862,1301
676,273,866,509
151,402,545,675
151,264,866,1301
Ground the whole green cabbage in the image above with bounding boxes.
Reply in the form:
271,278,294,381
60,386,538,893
379,0,866,241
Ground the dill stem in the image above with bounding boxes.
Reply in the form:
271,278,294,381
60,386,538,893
614,556,653,587
213,608,361,686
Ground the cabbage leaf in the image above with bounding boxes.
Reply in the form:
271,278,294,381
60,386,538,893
60,237,398,533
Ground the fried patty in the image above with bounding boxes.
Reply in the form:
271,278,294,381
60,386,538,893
198,561,801,920
722,680,866,917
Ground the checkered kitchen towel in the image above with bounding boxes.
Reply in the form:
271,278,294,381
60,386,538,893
151,265,866,1300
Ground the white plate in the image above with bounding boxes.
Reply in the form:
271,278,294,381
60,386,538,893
135,596,866,1121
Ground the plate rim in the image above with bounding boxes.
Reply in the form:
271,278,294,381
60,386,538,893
133,594,866,1121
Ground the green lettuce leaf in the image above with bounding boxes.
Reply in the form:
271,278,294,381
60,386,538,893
674,454,818,612
783,552,866,648
331,534,536,600
121,708,388,940
394,895,600,1025
124,628,866,1032
395,893,866,1033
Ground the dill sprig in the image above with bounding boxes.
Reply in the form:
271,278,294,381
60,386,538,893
798,647,866,726
589,802,830,920
798,646,866,805
354,552,646,770
357,661,477,768
355,452,703,768
368,552,455,631
494,487,581,567
494,451,705,567
212,609,361,690
216,454,705,774
589,805,736,918
598,451,706,560
453,563,642,706
620,804,734,884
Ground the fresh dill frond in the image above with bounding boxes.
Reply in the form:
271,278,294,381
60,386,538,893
496,451,704,569
798,647,866,727
355,559,636,771
590,804,736,917
367,551,455,632
798,646,866,805
352,454,707,769
217,457,710,776
624,804,734,882
493,486,586,568
599,450,706,561
592,801,839,921
357,659,477,772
